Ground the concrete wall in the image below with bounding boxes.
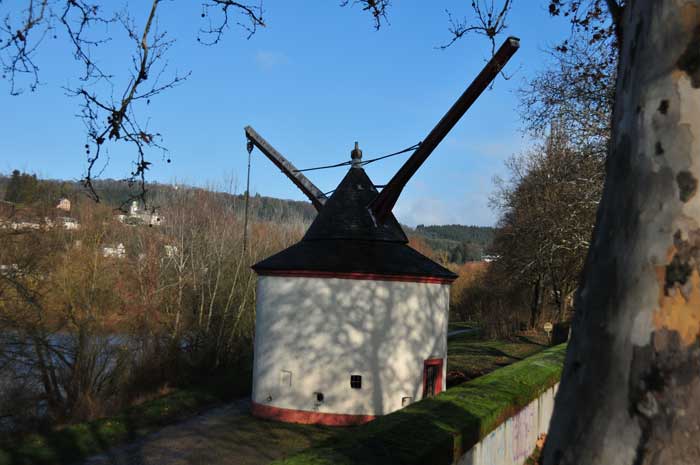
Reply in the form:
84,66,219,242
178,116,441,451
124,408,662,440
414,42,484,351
252,275,450,416
458,383,559,465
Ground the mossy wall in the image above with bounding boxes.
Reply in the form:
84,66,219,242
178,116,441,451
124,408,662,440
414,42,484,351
274,344,567,465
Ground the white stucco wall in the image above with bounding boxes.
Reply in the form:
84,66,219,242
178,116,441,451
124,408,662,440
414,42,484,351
252,275,450,417
458,383,559,465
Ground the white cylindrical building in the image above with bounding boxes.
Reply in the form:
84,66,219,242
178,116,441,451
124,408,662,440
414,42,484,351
251,161,457,425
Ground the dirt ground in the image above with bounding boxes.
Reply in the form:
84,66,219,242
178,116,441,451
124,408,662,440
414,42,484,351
81,399,343,465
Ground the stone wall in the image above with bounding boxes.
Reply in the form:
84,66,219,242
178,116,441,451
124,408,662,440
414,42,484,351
458,383,558,465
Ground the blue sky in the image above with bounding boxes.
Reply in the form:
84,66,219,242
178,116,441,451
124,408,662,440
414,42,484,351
0,1,571,226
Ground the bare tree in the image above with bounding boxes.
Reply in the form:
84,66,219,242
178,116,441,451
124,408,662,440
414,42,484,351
519,32,616,153
0,204,139,423
489,122,604,330
466,1,617,337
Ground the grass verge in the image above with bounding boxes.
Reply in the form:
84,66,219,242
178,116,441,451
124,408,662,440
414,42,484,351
273,344,567,465
447,331,550,386
446,321,476,333
0,369,251,465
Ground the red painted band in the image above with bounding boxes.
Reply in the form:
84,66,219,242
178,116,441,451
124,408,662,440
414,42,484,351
254,269,456,284
251,401,376,426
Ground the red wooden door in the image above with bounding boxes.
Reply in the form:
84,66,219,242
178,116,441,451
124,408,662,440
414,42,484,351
422,358,444,398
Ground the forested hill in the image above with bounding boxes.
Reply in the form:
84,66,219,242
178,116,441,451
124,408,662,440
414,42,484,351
404,224,496,262
411,224,495,245
0,172,494,262
0,173,317,224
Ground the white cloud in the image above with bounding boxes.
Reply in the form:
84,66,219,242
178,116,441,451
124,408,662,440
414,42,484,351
255,51,289,70
394,196,450,226
394,193,497,227
444,135,534,160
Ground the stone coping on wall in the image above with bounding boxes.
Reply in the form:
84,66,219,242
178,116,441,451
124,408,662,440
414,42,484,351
272,343,567,465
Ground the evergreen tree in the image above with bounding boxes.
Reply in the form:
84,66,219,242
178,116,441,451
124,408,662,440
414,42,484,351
4,170,39,204
4,170,21,202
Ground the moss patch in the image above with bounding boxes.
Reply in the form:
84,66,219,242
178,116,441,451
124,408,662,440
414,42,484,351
273,344,567,465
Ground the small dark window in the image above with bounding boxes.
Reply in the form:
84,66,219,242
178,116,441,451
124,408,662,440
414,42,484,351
350,375,362,389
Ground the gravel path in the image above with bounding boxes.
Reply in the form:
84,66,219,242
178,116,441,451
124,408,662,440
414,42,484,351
447,328,478,338
81,399,338,465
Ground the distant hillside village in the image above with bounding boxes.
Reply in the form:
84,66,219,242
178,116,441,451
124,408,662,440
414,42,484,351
0,170,496,264
0,200,162,260
0,197,79,231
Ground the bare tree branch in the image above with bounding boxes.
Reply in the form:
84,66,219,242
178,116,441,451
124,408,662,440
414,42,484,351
198,0,265,44
58,1,114,82
339,0,389,30
0,0,50,94
604,0,623,40
548,0,624,48
437,1,515,81
65,0,189,205
438,0,513,55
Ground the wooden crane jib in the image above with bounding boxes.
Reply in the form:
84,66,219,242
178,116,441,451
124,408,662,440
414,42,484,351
244,36,519,220
368,36,521,224
244,126,328,211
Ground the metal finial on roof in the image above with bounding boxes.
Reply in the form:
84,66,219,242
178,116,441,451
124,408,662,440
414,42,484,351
351,141,362,168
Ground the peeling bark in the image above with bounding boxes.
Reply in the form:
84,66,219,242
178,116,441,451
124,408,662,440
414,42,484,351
543,1,700,464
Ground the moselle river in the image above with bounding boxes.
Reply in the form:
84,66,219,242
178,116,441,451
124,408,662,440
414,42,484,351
0,332,145,432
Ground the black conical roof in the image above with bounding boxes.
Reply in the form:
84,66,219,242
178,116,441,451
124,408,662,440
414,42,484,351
303,167,407,242
252,165,457,282
252,239,457,280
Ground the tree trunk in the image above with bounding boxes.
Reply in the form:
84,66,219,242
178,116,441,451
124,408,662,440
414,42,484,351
543,2,700,464
32,335,62,416
530,276,543,329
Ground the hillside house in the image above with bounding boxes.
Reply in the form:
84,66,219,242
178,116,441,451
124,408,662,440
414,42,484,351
102,243,126,259
117,201,164,226
56,198,71,212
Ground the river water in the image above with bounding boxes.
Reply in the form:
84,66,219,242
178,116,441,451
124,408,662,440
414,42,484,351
0,332,135,432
